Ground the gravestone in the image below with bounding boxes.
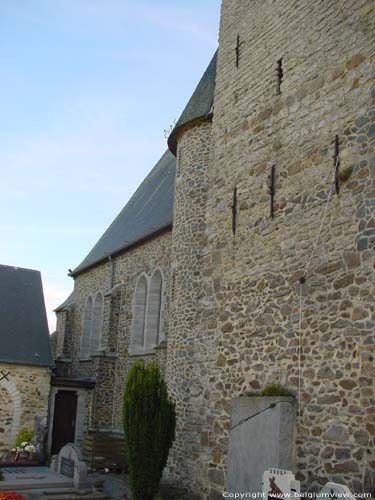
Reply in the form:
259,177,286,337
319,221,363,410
227,396,295,495
317,482,355,500
33,416,47,462
262,469,300,500
50,443,88,488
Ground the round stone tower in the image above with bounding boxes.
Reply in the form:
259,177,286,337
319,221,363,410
166,53,217,492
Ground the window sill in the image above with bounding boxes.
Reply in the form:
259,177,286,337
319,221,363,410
91,351,105,358
79,349,106,361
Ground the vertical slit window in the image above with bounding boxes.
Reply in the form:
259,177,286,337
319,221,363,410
276,58,283,95
232,187,238,235
235,34,240,68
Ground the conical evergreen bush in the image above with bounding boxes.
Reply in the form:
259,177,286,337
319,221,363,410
123,362,176,500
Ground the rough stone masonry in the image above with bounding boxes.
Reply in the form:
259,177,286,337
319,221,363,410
52,0,375,499
166,0,375,497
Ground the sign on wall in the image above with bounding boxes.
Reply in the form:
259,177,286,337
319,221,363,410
0,371,10,383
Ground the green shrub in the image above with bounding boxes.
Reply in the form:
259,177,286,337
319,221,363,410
14,428,34,447
123,362,176,500
243,390,261,397
261,383,294,397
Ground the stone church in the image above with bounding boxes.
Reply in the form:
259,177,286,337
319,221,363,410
51,0,375,497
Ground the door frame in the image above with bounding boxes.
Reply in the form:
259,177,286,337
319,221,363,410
47,386,89,456
51,390,78,456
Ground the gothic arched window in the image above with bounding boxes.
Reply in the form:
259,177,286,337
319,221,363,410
145,270,163,349
130,275,148,352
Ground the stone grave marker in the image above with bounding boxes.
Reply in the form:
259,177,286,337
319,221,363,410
317,482,355,500
50,443,88,488
262,469,300,500
33,416,47,462
227,396,295,494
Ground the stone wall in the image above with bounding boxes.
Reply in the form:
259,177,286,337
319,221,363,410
0,385,13,458
166,121,213,486
0,362,51,459
165,0,375,497
51,0,375,495
55,311,67,357
59,231,172,435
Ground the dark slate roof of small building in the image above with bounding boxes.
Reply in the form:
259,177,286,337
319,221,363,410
54,291,75,313
0,264,54,367
72,150,176,276
168,51,217,155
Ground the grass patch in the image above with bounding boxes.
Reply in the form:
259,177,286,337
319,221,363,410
243,383,294,398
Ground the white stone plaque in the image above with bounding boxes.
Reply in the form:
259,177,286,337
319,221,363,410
262,469,300,500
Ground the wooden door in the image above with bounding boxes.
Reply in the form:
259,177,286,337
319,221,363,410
51,390,78,455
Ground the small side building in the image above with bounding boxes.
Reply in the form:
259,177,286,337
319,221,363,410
0,264,53,461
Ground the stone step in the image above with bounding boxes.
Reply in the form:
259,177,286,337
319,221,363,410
0,467,74,492
42,494,111,500
17,488,112,500
0,477,74,491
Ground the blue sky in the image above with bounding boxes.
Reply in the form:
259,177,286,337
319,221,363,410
0,0,221,331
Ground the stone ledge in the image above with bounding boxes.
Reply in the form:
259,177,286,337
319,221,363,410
128,349,157,358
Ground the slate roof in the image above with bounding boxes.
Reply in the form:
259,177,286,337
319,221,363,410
0,264,54,367
168,51,217,155
72,150,176,276
54,291,75,313
70,52,217,277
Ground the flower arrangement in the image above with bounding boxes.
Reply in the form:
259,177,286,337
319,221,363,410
0,493,27,500
11,442,36,462
12,429,36,462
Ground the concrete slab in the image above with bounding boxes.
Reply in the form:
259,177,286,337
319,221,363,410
0,466,74,491
18,489,111,500
87,472,131,500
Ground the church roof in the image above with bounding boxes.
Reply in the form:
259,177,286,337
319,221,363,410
168,51,217,155
70,53,216,277
0,264,54,367
55,291,75,312
72,150,176,276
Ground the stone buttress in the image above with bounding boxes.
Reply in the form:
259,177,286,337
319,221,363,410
166,54,217,493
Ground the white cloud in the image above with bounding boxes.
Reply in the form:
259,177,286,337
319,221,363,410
43,284,72,333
